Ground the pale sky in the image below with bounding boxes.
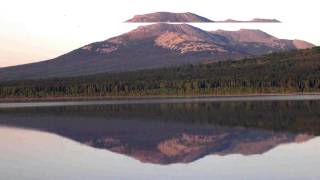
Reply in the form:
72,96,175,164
0,0,319,67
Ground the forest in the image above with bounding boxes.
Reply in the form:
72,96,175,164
1,47,320,99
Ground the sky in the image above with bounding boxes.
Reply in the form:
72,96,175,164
0,0,319,67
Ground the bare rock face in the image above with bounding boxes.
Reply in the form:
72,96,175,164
155,33,228,54
292,39,315,49
126,12,214,23
81,42,119,54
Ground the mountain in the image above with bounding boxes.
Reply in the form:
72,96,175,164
125,12,214,22
221,18,281,23
0,23,314,81
249,18,281,23
125,12,280,23
217,18,281,23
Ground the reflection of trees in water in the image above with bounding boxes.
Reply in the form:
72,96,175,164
0,100,320,135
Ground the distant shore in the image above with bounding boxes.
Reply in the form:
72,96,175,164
1,93,320,103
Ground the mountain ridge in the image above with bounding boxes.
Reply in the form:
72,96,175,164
126,12,214,23
126,12,281,23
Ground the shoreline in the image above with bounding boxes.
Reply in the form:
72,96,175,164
0,93,320,105
1,92,320,102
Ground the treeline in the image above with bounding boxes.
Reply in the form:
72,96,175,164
1,47,320,98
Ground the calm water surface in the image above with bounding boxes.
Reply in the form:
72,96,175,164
0,96,320,180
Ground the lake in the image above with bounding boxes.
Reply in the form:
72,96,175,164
0,95,320,180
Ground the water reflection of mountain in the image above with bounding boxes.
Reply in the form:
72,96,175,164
0,100,319,164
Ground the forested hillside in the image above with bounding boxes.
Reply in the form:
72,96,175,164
1,47,320,99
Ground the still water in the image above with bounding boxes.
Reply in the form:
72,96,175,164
0,96,320,180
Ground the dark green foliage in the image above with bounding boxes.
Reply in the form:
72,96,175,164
1,47,320,98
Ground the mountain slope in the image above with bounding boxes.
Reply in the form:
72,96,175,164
126,12,214,22
1,47,320,99
212,29,313,48
211,29,314,55
0,24,315,81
